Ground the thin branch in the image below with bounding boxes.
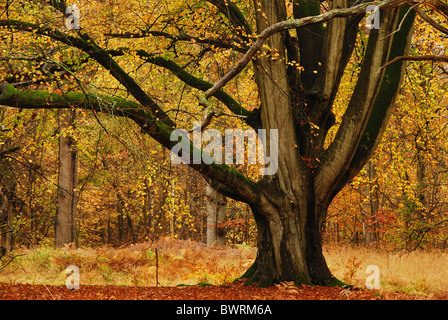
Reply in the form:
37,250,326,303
380,1,424,40
104,30,247,52
206,0,253,38
416,7,448,34
379,54,448,70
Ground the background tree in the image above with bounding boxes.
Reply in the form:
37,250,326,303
55,107,78,247
206,182,227,246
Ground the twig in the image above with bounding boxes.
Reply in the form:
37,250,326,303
379,54,448,71
342,231,358,252
415,7,448,35
380,1,425,40
43,285,56,300
155,248,160,287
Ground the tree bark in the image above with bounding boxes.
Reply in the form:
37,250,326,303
55,108,78,248
238,1,415,286
241,195,339,286
236,0,330,287
206,183,227,246
0,188,12,252
362,161,379,243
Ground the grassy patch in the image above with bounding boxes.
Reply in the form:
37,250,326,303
0,237,256,287
323,245,448,296
1,238,447,298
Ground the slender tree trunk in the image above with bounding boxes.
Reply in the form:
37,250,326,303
363,161,379,243
206,183,227,245
142,177,152,237
55,108,78,248
415,130,426,220
125,212,135,243
117,192,125,243
0,188,12,252
4,200,12,250
170,180,175,236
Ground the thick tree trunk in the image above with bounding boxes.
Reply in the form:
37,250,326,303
237,1,414,287
55,108,78,248
241,194,339,287
244,0,338,287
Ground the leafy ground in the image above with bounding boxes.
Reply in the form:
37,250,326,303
1,237,447,300
0,280,434,300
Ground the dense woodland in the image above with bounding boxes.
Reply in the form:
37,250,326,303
1,32,447,250
1,60,448,251
1,0,448,288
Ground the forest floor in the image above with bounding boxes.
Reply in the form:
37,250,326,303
1,280,445,300
1,237,447,300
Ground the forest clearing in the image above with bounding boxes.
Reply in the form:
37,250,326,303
0,237,447,300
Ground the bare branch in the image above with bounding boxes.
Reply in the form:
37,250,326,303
416,7,448,34
206,0,253,38
379,54,448,70
381,1,424,40
104,30,247,52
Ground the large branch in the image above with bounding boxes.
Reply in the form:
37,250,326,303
0,18,264,204
107,48,260,129
317,5,417,205
0,19,175,128
198,0,410,105
315,8,404,204
293,0,325,90
0,18,258,127
0,84,260,203
308,0,364,151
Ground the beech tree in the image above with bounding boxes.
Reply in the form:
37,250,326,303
1,0,448,286
55,108,78,247
206,183,227,246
